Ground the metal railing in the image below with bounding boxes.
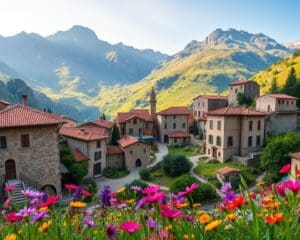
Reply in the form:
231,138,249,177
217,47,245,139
19,172,42,191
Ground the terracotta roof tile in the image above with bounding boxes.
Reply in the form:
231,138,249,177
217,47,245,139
228,79,258,86
217,166,240,175
193,95,228,101
207,106,266,116
157,106,192,115
168,131,191,138
259,93,296,100
71,149,88,162
92,119,114,129
107,146,124,155
0,104,65,128
118,136,139,148
0,99,10,105
117,109,153,123
59,125,108,141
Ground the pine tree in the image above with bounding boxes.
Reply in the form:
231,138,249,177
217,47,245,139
102,113,106,120
270,77,279,93
283,67,297,96
111,124,120,146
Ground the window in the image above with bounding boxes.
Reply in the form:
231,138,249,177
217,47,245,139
145,123,149,129
227,136,233,147
208,149,210,155
98,151,102,159
173,115,176,119
209,120,213,129
0,136,7,149
216,136,221,146
256,135,261,146
21,134,30,148
257,120,261,131
96,141,101,148
198,111,200,117
133,119,137,124
208,135,213,144
235,88,237,93
144,149,146,153
202,102,204,107
217,120,221,130
94,152,98,161
164,123,167,129
130,150,133,155
164,115,167,119
194,111,197,117
174,138,177,143
173,123,176,129
249,121,253,131
182,122,186,128
248,136,253,147
129,128,133,135
139,128,142,135
278,100,281,104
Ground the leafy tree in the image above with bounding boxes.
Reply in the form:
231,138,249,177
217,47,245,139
293,49,300,57
111,124,120,146
269,77,279,93
162,153,192,177
283,67,297,96
260,132,300,184
139,167,151,181
102,113,106,120
236,93,254,107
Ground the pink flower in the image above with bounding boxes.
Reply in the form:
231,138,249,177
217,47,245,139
284,180,300,192
143,185,160,195
178,183,198,197
120,221,142,234
5,212,21,223
143,192,165,203
65,184,78,190
4,198,11,207
279,164,291,174
5,185,15,192
160,205,181,219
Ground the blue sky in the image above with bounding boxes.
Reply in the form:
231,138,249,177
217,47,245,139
0,0,299,54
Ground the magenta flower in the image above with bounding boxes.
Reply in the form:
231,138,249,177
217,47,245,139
143,192,165,203
178,183,198,197
65,184,78,190
284,180,300,192
5,185,15,192
143,185,160,195
4,198,11,207
83,219,97,227
160,206,181,219
120,221,142,234
106,223,119,240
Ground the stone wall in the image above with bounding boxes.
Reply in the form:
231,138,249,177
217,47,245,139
123,142,151,170
106,153,125,169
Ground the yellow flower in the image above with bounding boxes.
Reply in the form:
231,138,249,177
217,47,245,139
205,220,222,232
193,203,201,208
38,220,52,232
126,199,135,204
117,187,126,193
226,213,237,221
196,210,206,215
70,201,87,208
176,202,189,208
199,213,211,224
4,234,16,240
183,234,189,240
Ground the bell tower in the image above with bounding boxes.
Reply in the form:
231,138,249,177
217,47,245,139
150,87,156,119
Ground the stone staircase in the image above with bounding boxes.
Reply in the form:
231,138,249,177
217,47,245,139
5,180,26,205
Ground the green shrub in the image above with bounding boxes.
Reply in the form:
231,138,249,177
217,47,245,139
103,167,117,178
162,153,192,177
230,177,240,190
125,179,148,200
69,161,89,183
139,167,151,181
293,49,300,57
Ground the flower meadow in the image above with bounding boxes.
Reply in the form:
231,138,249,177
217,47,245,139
1,168,300,239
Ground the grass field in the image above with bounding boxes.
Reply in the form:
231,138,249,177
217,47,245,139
168,145,202,157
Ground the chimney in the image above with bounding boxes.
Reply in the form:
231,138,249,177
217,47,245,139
22,95,28,106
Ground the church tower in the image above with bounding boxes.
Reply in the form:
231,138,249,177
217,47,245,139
150,87,157,119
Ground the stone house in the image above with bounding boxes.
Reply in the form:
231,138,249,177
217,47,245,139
0,100,64,195
216,166,241,183
192,95,228,138
118,136,151,169
290,152,300,180
106,146,125,170
228,80,260,106
256,94,297,134
157,106,192,145
205,106,266,162
59,125,108,177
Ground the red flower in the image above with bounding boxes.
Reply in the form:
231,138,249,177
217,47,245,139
5,185,15,192
39,195,60,208
296,169,300,176
5,212,21,223
266,212,284,224
82,190,91,197
279,164,291,174
120,221,141,234
65,184,78,190
160,205,181,219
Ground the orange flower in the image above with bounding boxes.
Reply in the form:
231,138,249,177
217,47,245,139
266,212,284,224
199,213,211,224
226,213,237,221
296,169,300,176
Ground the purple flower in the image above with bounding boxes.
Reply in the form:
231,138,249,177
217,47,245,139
21,189,44,198
116,203,127,209
16,207,36,217
72,186,83,201
131,185,142,192
31,211,49,222
224,191,236,202
105,222,119,240
168,192,178,199
146,219,161,229
83,219,97,227
135,198,145,210
100,186,111,208
220,182,232,194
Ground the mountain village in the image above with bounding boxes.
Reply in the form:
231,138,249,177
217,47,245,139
1,77,299,204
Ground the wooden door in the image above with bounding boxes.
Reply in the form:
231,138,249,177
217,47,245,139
5,160,16,179
93,162,102,176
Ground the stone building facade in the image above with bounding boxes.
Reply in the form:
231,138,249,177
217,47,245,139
205,106,266,162
228,80,260,106
290,152,300,180
106,146,125,169
256,94,297,134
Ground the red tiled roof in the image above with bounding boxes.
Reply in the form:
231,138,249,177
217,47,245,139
290,152,300,160
157,106,192,115
217,166,240,175
193,95,228,101
207,106,266,116
259,93,296,100
118,136,139,148
117,109,153,123
93,119,114,129
228,79,258,86
0,104,65,128
71,149,88,162
168,131,191,138
107,146,124,155
0,99,10,105
59,125,109,141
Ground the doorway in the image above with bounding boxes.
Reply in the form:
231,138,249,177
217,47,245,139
5,159,16,179
135,159,142,167
164,135,169,143
212,148,217,159
93,162,102,176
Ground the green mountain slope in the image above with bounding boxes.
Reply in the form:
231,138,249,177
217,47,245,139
252,55,300,93
95,29,292,116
